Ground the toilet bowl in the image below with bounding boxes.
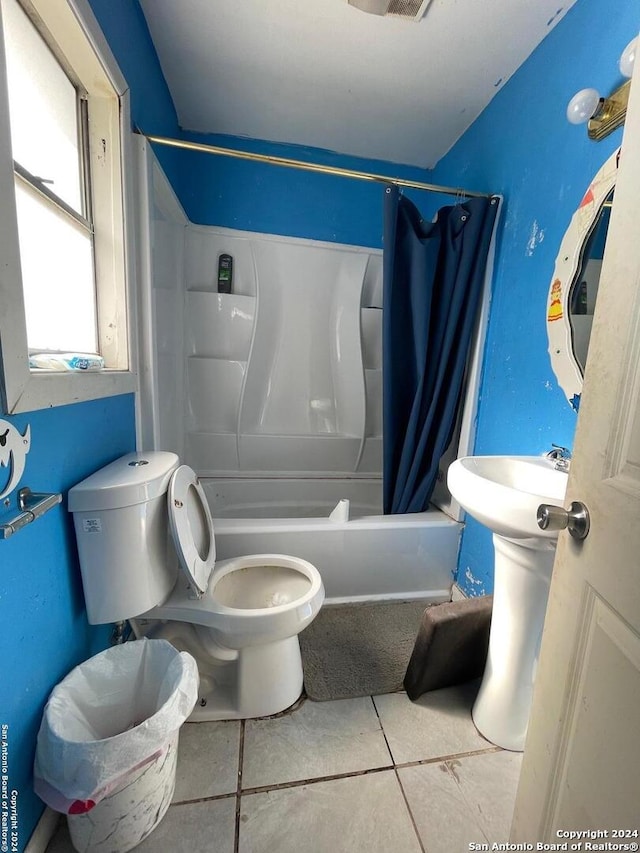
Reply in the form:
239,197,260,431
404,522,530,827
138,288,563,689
139,553,323,720
68,452,325,721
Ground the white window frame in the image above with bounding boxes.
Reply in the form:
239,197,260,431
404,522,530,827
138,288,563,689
0,0,137,414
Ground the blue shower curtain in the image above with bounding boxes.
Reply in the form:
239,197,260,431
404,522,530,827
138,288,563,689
382,186,498,514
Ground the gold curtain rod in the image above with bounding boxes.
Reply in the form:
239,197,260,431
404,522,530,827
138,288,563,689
141,132,494,200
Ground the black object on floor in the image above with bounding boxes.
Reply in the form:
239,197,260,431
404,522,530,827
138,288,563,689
403,595,493,700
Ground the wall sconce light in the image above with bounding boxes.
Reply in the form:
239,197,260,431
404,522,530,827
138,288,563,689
567,37,636,140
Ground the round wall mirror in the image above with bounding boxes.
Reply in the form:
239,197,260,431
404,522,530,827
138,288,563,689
546,148,619,411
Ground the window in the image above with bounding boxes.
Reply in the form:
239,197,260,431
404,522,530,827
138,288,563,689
0,0,136,413
6,0,96,354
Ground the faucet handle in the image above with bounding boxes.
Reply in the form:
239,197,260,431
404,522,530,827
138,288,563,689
547,443,572,459
545,444,572,471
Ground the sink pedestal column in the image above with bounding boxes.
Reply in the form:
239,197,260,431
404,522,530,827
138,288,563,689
472,534,556,751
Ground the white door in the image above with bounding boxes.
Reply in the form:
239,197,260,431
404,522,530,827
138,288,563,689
511,63,640,836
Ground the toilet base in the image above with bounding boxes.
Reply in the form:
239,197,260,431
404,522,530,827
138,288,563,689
192,634,305,721
134,620,305,721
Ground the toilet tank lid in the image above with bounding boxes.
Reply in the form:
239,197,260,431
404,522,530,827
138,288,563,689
68,451,180,512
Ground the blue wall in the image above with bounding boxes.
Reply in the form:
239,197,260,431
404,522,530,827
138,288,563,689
2,398,135,851
429,0,639,595
87,0,185,195
174,130,446,247
88,0,176,136
1,2,180,849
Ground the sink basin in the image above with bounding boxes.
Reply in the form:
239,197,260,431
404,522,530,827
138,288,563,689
447,455,568,539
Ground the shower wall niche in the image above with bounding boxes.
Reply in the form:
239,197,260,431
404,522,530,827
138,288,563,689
183,226,383,476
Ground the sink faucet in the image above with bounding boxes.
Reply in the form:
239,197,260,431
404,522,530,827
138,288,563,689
545,444,572,471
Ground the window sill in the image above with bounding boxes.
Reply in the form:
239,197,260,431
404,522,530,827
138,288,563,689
8,369,137,414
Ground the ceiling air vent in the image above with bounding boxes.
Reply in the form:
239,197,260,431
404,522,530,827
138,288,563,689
347,0,433,21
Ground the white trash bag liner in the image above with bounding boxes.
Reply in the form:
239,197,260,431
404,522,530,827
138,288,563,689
34,639,199,813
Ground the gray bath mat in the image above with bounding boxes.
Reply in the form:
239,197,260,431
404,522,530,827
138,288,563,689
299,599,431,701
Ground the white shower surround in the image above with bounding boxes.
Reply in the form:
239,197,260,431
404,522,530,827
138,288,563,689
184,224,384,476
136,139,497,604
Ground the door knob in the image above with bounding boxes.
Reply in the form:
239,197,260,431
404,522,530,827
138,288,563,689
537,501,590,540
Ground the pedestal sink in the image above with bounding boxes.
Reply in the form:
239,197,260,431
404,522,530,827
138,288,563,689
447,456,569,751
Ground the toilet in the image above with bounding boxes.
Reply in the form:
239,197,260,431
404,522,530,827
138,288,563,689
68,451,325,721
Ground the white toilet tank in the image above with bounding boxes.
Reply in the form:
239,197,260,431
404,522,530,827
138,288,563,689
68,451,181,624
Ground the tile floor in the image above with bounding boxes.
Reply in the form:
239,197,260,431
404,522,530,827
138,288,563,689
46,682,522,853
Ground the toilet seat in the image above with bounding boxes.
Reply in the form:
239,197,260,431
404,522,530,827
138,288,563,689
168,465,215,596
145,553,325,644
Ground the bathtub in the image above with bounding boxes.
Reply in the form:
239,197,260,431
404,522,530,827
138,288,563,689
202,478,461,605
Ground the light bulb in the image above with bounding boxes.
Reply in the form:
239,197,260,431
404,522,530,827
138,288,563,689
619,37,637,78
566,88,601,124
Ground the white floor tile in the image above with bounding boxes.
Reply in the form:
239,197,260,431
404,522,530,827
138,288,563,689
239,771,422,853
136,799,236,853
173,720,241,802
46,798,236,853
242,697,392,789
399,762,485,853
399,751,522,852
446,749,523,841
373,683,489,764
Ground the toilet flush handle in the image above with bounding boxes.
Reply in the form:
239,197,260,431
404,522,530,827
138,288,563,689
537,501,590,541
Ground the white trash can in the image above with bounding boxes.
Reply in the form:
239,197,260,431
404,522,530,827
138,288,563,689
34,639,199,853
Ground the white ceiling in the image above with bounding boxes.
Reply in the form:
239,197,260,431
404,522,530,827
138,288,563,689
139,0,576,169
